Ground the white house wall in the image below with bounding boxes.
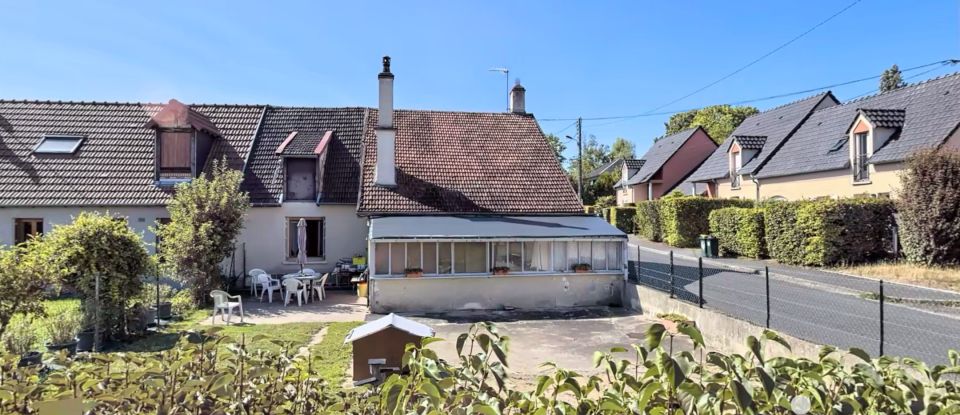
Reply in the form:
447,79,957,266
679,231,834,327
237,203,368,275
0,206,170,252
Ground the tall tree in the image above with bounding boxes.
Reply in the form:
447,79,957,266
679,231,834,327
157,159,250,306
880,64,906,92
609,137,636,160
544,133,567,165
664,104,758,144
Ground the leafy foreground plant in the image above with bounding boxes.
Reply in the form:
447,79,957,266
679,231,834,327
2,323,960,414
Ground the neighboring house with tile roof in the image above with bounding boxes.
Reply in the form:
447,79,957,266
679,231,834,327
0,57,625,314
752,73,960,200
686,92,839,199
612,127,717,205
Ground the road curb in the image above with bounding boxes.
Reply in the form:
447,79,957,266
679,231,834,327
631,244,760,275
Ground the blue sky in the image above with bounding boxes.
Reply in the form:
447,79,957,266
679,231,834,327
1,1,957,162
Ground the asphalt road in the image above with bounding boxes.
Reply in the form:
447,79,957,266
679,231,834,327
628,244,960,365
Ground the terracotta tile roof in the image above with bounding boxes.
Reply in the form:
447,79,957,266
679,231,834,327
0,100,263,207
241,107,367,205
357,109,582,215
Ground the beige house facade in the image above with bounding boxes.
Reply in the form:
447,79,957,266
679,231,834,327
689,73,960,201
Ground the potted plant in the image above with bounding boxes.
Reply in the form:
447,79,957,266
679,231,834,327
490,266,511,276
656,312,695,334
45,308,81,356
572,263,592,273
149,284,175,320
3,319,41,367
404,268,423,278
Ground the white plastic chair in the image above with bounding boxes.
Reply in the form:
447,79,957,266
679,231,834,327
257,274,282,303
283,278,305,307
312,273,329,302
248,268,268,296
210,290,243,324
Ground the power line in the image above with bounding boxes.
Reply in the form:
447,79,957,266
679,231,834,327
539,59,959,123
846,64,951,102
643,0,863,114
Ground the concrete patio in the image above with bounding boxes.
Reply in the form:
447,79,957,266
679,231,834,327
200,290,369,325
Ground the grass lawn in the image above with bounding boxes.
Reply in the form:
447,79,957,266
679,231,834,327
310,321,362,388
835,262,960,292
7,297,81,350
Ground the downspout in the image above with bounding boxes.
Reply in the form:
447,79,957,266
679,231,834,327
751,175,761,202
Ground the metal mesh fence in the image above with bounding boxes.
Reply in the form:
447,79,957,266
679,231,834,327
628,247,960,365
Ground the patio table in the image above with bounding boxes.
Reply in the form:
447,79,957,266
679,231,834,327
282,273,321,302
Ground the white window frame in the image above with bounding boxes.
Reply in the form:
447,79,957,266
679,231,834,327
284,217,326,263
370,239,625,277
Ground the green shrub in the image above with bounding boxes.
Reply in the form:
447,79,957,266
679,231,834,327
595,195,616,208
47,212,150,349
765,199,895,266
635,200,662,241
660,197,753,247
0,237,64,338
763,201,806,264
797,198,895,266
583,205,596,215
609,207,637,233
3,323,960,414
897,149,960,265
709,207,765,258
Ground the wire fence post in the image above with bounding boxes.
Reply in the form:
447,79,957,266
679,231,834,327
698,257,704,308
669,251,675,299
879,279,885,356
636,245,641,283
765,266,770,329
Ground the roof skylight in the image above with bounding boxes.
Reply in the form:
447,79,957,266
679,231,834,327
33,135,84,154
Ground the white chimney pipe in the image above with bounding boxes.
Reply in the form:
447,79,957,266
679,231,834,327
509,80,526,114
375,56,397,187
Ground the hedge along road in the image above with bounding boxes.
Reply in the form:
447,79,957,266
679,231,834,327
627,243,960,365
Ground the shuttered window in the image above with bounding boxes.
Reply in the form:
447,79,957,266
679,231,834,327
159,132,192,171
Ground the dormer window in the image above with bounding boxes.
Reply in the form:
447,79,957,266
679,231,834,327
33,135,84,155
853,132,869,182
730,150,742,188
275,130,333,203
158,131,193,179
285,158,318,201
146,99,221,184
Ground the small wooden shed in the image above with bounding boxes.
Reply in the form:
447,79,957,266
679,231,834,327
344,313,434,383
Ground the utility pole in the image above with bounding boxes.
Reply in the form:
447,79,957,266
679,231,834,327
577,117,583,201
566,117,585,201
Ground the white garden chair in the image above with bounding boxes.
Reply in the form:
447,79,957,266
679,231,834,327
283,278,305,307
312,273,329,302
248,268,268,296
257,273,282,303
210,290,243,324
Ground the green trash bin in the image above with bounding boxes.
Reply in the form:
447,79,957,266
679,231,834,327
699,235,718,258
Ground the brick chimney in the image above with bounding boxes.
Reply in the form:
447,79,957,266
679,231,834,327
509,80,526,114
374,56,397,187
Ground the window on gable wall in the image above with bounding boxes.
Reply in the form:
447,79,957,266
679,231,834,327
285,158,317,201
730,151,742,188
853,132,870,182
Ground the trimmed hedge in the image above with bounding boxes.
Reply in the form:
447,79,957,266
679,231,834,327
584,205,598,215
635,201,662,242
709,208,765,258
763,201,805,264
609,207,637,234
659,197,754,247
764,199,895,266
897,149,960,265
